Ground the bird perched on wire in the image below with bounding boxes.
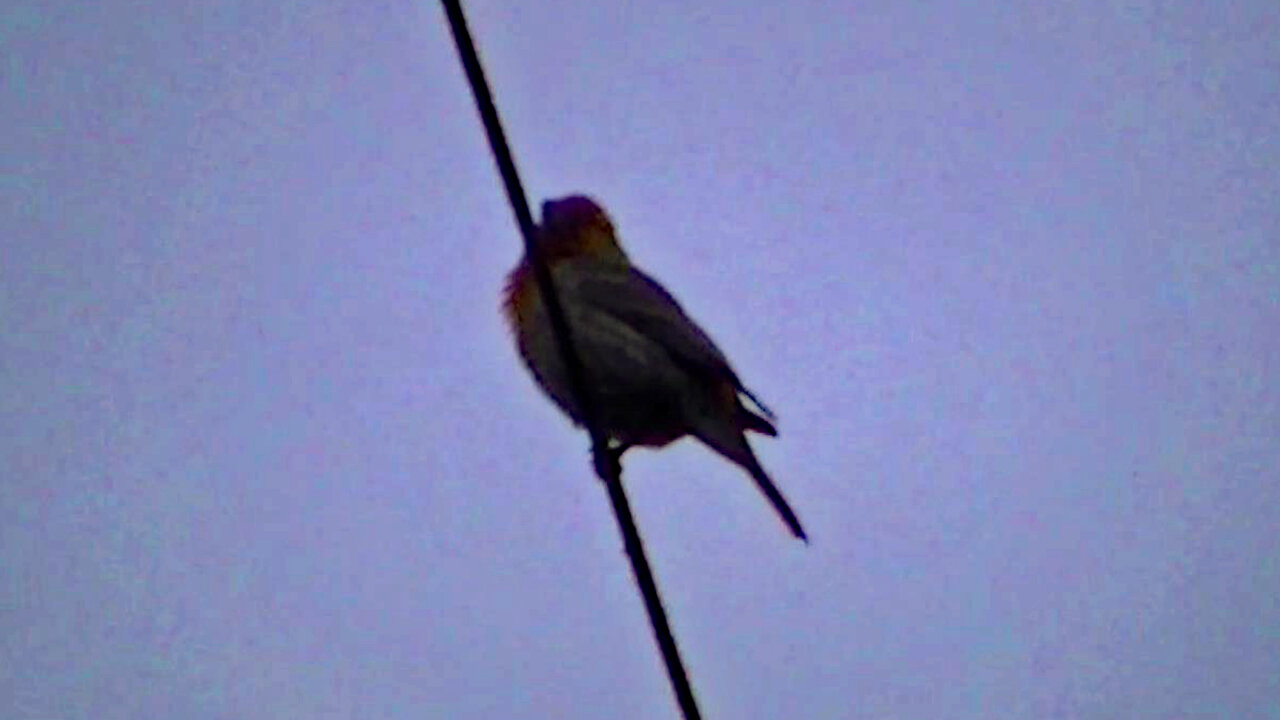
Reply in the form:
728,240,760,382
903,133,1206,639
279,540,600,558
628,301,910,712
503,195,807,541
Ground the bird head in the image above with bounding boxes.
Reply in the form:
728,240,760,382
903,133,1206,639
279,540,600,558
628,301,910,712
536,195,629,264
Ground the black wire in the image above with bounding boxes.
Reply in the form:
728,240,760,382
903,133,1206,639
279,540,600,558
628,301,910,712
438,2,702,718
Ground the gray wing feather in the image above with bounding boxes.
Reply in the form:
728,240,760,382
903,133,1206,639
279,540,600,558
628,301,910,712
557,261,733,376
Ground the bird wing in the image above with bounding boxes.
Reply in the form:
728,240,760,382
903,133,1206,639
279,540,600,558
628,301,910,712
556,260,775,422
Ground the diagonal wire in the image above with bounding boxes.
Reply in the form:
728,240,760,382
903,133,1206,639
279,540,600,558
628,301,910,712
438,2,702,718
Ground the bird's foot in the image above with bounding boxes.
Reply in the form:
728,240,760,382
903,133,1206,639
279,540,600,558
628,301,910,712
592,440,630,481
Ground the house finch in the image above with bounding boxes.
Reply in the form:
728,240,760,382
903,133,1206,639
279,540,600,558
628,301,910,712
503,195,807,541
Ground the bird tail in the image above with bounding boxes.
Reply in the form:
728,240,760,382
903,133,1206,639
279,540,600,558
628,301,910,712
694,424,807,542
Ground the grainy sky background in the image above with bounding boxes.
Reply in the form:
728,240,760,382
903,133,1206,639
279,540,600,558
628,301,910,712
3,1,1278,718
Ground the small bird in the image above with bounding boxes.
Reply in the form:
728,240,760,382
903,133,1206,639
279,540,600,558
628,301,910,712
503,195,806,541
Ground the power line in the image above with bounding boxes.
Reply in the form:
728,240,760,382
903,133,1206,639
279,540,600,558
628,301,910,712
438,2,703,717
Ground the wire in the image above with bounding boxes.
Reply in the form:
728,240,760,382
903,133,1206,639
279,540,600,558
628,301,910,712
438,2,703,718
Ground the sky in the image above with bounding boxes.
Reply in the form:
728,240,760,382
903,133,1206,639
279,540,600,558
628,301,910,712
2,1,1278,718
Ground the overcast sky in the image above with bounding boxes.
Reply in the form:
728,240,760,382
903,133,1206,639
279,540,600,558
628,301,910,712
3,1,1277,718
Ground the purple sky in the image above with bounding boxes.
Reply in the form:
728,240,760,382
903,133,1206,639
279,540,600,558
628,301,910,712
3,1,1278,718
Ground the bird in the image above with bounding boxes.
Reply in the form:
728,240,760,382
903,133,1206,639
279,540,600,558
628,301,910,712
502,195,807,541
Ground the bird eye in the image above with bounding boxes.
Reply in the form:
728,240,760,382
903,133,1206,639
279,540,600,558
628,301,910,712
540,200,558,224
